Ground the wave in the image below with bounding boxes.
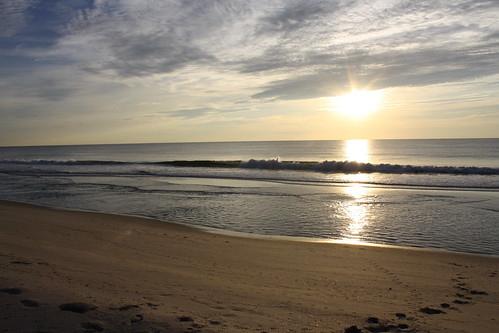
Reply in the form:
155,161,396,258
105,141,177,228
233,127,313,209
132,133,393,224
239,159,499,175
1,158,499,175
0,159,130,166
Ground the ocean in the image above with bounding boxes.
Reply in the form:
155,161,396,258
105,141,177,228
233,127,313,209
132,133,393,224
1,139,498,255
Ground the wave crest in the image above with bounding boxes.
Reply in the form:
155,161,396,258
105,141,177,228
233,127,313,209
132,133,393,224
1,158,498,175
240,159,499,175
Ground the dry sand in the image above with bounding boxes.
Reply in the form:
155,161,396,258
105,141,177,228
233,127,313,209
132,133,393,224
1,200,498,333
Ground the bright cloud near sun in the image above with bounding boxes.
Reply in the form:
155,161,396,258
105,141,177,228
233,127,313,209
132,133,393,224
1,0,499,145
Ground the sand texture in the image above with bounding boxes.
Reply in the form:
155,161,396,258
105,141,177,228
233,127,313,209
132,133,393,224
1,200,498,333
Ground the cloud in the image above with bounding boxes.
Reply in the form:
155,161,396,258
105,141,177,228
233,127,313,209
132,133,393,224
257,1,339,35
85,31,213,77
161,106,248,119
247,0,499,99
58,0,250,77
0,72,76,102
252,41,499,99
16,0,499,90
164,107,218,119
2,0,499,145
0,0,36,37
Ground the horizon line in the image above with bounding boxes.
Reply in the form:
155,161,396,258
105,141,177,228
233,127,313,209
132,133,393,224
1,137,498,149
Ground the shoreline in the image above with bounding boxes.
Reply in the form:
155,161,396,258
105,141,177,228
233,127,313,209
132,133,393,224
3,165,499,191
1,200,499,332
2,198,498,259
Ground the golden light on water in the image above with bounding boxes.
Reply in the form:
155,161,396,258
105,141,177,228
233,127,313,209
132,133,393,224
327,140,373,244
344,181,369,198
344,205,367,236
343,183,369,237
345,139,369,163
330,89,384,118
328,181,375,246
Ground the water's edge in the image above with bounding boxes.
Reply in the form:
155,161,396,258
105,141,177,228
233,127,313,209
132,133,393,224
3,198,498,259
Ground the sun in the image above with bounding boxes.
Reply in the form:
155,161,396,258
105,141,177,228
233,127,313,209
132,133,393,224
330,89,383,118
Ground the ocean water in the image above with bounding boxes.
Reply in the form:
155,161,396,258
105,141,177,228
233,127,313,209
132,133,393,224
1,139,498,255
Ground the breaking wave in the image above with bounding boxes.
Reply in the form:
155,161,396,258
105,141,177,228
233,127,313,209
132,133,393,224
1,158,499,175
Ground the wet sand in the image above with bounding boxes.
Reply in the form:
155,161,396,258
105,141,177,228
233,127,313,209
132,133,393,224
1,200,498,333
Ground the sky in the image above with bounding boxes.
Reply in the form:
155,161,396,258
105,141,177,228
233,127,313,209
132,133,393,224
1,0,499,146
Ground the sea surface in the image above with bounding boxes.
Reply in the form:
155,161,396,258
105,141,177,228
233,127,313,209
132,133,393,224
1,139,498,255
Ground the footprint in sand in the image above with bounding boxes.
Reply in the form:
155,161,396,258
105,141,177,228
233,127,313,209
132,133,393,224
397,323,410,330
370,262,419,299
145,302,159,309
449,262,463,267
451,275,489,306
130,314,144,323
455,292,472,300
191,323,204,329
109,304,140,311
470,289,488,295
420,307,445,315
59,302,97,314
10,260,32,265
363,317,413,332
395,313,407,320
453,299,471,305
344,326,362,333
20,299,39,307
81,321,104,332
0,287,23,295
453,278,473,295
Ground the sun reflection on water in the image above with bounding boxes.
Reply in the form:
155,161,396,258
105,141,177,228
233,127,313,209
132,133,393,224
326,140,374,244
345,204,367,236
344,181,369,198
345,139,369,163
344,183,368,236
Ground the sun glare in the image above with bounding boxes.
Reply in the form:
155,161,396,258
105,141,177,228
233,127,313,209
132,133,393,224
345,139,369,163
331,89,383,118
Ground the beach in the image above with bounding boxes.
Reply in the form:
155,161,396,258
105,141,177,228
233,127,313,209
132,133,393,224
2,140,499,257
2,1,498,332
1,200,498,333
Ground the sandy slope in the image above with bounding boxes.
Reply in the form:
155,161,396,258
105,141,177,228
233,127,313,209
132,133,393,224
0,200,498,333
